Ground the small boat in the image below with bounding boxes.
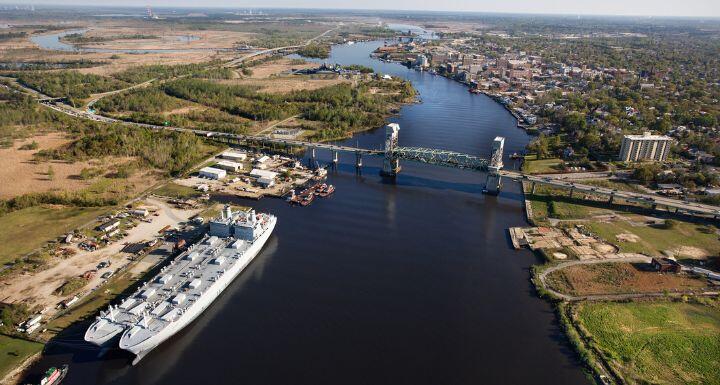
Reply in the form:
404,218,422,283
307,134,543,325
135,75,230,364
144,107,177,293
39,365,68,385
510,152,523,160
299,193,314,206
316,184,335,197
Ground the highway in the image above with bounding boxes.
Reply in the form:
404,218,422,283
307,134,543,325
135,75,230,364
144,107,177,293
9,24,720,219
501,170,720,217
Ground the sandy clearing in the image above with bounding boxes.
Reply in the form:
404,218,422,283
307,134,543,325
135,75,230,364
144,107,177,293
0,133,95,199
218,76,349,94
667,246,709,259
0,197,199,317
246,58,315,79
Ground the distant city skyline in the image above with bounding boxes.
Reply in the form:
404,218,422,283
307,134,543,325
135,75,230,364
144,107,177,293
3,0,720,18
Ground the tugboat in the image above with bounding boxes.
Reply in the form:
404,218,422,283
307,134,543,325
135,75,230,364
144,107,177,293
38,365,68,385
299,193,314,206
315,184,335,197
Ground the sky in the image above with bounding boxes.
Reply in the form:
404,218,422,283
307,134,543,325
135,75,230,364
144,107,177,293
9,0,720,18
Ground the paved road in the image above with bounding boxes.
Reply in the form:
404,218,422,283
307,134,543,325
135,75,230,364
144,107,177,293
10,25,720,218
502,170,720,218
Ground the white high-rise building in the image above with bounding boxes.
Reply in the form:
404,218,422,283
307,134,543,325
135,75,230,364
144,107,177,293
619,132,673,162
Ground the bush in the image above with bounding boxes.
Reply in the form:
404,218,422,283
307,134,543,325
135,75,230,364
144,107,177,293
18,141,39,150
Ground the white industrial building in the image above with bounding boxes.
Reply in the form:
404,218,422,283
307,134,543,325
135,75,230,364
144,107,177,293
254,155,270,165
221,150,247,162
250,169,278,180
215,160,243,172
257,177,275,188
199,166,227,180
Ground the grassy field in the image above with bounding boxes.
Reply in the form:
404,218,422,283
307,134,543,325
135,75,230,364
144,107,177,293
585,218,720,256
522,155,562,174
525,184,614,222
153,182,201,199
0,205,108,265
577,301,720,385
0,334,44,380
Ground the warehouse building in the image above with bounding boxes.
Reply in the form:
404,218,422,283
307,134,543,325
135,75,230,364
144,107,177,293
199,166,227,180
221,150,247,162
250,169,278,188
215,160,243,172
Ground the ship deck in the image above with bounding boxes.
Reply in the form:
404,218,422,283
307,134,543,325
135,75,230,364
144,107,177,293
86,212,274,348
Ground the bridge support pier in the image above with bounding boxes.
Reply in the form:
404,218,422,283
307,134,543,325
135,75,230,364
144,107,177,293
332,150,339,166
485,170,502,195
609,194,614,204
309,147,317,168
569,188,574,199
380,123,401,177
530,182,536,195
355,152,363,173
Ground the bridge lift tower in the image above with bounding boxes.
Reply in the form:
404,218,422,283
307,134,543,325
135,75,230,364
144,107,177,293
380,123,401,177
484,137,505,195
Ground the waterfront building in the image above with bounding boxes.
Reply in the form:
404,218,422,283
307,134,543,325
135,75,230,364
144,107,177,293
199,166,227,180
216,160,243,172
618,132,673,162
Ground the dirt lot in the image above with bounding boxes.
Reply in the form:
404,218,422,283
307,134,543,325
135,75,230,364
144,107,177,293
0,133,95,199
246,57,316,78
0,197,199,318
221,75,349,94
546,262,708,296
0,133,157,200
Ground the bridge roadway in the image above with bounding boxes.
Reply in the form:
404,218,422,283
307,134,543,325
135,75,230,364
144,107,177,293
30,93,720,218
500,170,720,218
40,101,383,155
36,101,720,218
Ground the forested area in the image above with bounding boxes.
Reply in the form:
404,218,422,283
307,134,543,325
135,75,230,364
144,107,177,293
94,88,187,114
296,43,330,59
110,62,229,83
38,123,215,177
13,71,128,106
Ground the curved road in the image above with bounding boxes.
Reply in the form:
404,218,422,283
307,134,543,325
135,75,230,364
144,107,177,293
537,257,718,301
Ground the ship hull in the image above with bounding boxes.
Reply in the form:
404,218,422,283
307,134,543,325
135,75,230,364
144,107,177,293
120,217,276,363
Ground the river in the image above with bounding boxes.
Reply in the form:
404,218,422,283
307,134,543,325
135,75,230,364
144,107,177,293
23,41,588,385
29,29,211,54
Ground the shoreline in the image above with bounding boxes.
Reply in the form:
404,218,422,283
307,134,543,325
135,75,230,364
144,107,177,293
372,55,538,134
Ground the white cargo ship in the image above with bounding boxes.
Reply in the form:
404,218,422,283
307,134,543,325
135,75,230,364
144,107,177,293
85,206,276,364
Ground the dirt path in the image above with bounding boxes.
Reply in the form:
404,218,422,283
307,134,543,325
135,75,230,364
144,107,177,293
0,198,199,317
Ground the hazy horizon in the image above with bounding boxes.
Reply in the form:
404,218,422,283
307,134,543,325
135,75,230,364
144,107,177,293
4,0,720,18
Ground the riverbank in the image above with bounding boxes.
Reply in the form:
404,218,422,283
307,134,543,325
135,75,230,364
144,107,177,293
19,35,592,385
518,179,720,384
371,54,539,134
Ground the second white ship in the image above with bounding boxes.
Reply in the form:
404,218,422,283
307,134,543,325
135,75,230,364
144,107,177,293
85,206,276,364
